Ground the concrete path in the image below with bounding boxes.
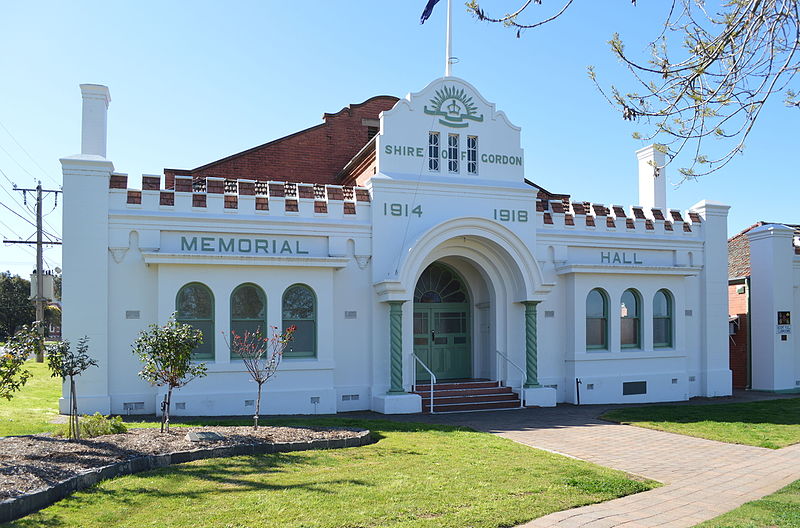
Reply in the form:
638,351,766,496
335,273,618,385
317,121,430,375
355,392,800,527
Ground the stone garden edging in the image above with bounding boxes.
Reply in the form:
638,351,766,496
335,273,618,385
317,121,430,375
0,429,373,524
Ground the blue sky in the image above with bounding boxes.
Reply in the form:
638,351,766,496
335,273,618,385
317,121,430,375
0,1,795,277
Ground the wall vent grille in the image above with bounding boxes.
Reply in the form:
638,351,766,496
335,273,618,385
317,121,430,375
623,381,647,395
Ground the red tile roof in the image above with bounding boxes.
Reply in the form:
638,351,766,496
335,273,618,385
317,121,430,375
728,222,800,279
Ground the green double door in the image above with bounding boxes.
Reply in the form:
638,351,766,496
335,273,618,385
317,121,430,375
413,304,471,381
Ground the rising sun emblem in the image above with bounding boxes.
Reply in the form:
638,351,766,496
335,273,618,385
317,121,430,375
423,86,484,128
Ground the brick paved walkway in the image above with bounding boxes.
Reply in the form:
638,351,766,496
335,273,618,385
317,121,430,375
355,392,800,527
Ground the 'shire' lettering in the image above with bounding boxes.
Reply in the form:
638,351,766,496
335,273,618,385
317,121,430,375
600,251,643,265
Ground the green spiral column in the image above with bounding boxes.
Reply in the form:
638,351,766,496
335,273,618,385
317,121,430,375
388,301,406,394
523,301,541,388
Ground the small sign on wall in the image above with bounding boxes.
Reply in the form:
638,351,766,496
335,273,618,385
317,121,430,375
776,325,791,335
778,311,791,325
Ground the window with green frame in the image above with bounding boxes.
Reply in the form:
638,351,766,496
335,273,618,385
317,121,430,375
586,288,608,350
620,289,641,349
230,283,267,359
653,289,673,348
175,282,214,360
282,284,316,358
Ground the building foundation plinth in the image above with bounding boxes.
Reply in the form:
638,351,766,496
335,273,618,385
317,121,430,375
523,387,557,407
372,393,422,414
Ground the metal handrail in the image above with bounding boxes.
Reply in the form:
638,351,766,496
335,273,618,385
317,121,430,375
412,353,437,414
496,350,526,408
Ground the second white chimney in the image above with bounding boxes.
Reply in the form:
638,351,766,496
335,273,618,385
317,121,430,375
80,84,111,158
636,144,666,212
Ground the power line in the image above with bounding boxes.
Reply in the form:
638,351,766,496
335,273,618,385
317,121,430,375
0,200,60,241
0,119,60,187
4,182,63,360
0,141,39,186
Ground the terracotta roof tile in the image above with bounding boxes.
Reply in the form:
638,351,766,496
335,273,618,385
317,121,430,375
728,222,800,278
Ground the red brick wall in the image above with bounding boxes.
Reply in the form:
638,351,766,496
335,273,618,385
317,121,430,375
728,283,749,389
165,96,398,188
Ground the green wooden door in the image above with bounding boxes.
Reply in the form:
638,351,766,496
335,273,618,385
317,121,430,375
413,263,471,382
414,304,470,381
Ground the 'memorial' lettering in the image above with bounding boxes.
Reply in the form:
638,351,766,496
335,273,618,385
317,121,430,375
179,236,310,255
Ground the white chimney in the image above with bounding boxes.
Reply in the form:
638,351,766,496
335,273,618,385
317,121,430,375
636,144,666,211
80,84,111,157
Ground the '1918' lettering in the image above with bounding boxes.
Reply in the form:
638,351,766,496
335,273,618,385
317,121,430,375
493,209,528,223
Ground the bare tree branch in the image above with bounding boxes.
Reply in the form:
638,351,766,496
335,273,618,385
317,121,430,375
466,0,800,180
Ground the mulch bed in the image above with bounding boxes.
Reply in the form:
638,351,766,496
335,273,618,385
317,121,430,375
0,426,363,500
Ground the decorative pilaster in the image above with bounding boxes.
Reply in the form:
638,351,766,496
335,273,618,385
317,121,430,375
523,301,541,388
388,301,406,394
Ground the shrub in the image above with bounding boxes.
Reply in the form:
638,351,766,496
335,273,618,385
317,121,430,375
56,413,127,438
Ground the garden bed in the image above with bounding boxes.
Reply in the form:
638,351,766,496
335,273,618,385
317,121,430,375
0,425,370,523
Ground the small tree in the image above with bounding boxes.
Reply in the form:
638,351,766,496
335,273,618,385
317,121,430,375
0,324,40,400
225,325,295,430
132,315,207,433
46,337,97,440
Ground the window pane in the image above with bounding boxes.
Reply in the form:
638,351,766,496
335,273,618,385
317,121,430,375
586,290,605,318
654,317,672,347
428,132,440,171
177,284,212,319
448,134,459,172
231,319,264,337
232,285,264,319
285,319,315,357
621,290,638,318
413,312,428,334
180,319,213,359
586,318,606,348
621,318,639,346
437,312,466,334
654,291,670,317
283,286,314,319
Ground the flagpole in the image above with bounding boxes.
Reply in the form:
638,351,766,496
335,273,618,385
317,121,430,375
445,0,452,76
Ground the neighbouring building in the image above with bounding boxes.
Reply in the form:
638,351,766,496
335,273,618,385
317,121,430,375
61,77,732,416
728,222,800,391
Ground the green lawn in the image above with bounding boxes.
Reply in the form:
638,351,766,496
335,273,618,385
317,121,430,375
698,479,800,527
1,364,659,527
3,419,657,528
0,359,61,436
601,398,800,449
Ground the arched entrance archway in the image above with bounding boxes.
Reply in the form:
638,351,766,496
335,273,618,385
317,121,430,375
413,262,471,381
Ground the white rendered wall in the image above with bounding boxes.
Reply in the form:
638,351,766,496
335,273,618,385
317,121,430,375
748,224,798,391
60,157,114,413
694,201,733,397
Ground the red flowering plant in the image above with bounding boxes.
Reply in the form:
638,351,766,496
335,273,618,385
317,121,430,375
224,325,295,429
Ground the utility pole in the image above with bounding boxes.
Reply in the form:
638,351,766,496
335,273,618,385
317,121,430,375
3,181,62,361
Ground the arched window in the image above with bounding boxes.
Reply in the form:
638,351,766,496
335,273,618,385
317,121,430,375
586,289,608,350
653,289,673,348
620,289,641,349
230,283,267,358
282,284,316,358
175,282,214,360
